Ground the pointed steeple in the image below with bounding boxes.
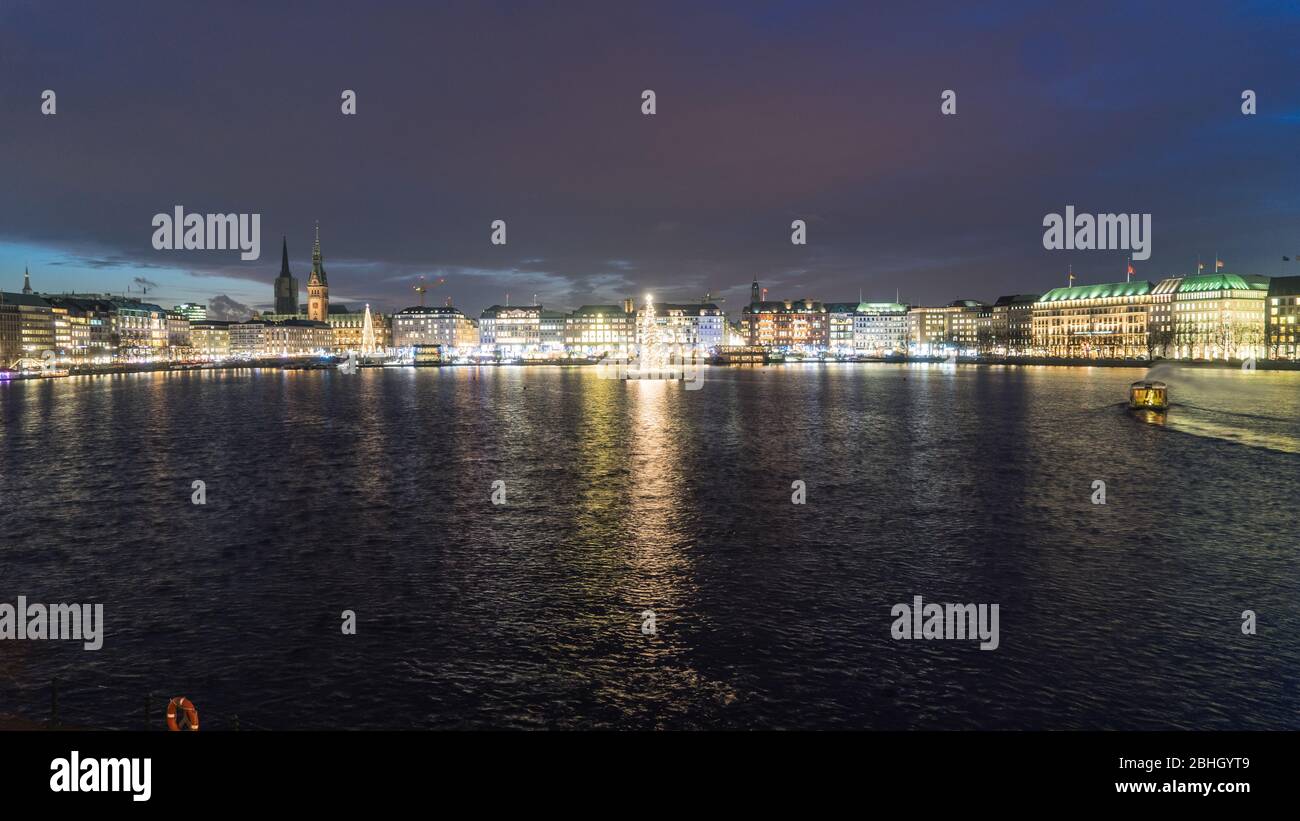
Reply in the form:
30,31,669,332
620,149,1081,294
22,265,32,295
273,236,299,315
309,222,327,286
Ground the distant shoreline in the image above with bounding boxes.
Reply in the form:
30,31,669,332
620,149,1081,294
3,355,1297,381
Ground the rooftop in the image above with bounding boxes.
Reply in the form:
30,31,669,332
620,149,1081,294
570,304,630,317
1039,280,1153,302
1175,273,1270,293
0,292,52,308
395,305,467,315
993,293,1041,307
1267,275,1300,296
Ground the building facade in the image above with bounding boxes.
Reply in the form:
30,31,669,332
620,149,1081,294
479,306,543,356
1266,275,1300,360
45,296,115,361
1163,273,1268,360
0,291,55,366
172,302,207,322
391,305,478,351
111,298,168,360
564,305,635,356
190,320,232,360
852,303,909,355
741,299,829,350
166,312,192,357
329,307,390,353
990,294,1040,356
230,318,331,357
947,300,988,353
540,310,568,352
639,303,726,353
1031,280,1153,359
824,303,860,353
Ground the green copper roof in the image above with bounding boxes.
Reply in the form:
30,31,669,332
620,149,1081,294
858,302,907,312
1175,273,1270,293
1040,280,1152,302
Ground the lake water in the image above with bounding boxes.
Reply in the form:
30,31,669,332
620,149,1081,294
1,364,1297,729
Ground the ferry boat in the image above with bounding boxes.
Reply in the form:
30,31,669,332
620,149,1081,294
1129,380,1168,410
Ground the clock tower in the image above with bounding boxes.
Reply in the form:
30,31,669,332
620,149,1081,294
306,223,329,322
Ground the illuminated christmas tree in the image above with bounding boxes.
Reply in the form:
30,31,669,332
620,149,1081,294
637,294,664,373
361,303,378,355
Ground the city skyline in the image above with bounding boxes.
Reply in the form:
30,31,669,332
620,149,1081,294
4,2,1300,316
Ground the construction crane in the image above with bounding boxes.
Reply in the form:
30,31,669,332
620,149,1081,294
413,276,446,307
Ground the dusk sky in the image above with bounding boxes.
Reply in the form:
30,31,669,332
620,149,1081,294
3,1,1300,317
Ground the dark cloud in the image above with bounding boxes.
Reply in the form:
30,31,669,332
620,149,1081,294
207,294,251,322
47,254,163,270
3,1,1300,315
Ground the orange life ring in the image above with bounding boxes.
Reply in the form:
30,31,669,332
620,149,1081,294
166,696,199,731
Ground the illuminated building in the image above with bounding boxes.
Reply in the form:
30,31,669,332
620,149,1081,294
1266,275,1300,360
272,237,300,316
306,224,329,323
1150,274,1268,360
266,319,332,356
173,302,208,322
906,305,952,355
166,312,192,359
110,298,169,360
1148,276,1180,358
1160,273,1268,360
230,318,331,357
229,320,267,356
564,305,635,356
852,303,909,355
540,310,568,353
190,320,232,360
1031,280,1153,358
392,305,477,351
990,294,1040,356
638,302,725,353
479,306,542,356
0,290,55,366
947,300,988,353
825,303,860,352
329,307,390,353
45,296,115,361
740,299,828,351
905,301,989,356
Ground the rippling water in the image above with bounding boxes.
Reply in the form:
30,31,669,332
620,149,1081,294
1,364,1297,729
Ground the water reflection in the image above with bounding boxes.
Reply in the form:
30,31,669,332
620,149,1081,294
1,365,1297,729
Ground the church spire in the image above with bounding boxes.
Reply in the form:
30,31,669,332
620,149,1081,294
310,222,326,285
22,265,32,294
280,236,290,276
